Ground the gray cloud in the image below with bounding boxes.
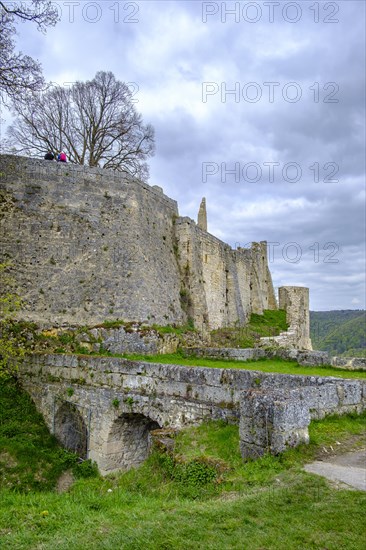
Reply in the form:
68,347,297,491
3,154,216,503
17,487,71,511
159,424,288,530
6,0,365,310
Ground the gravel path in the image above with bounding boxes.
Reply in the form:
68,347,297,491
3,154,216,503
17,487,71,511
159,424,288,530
304,450,366,491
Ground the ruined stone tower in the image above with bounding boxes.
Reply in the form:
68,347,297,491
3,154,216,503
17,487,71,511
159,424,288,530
197,197,207,231
279,286,313,350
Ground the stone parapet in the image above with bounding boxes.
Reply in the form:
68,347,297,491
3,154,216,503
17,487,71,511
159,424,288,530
268,349,330,366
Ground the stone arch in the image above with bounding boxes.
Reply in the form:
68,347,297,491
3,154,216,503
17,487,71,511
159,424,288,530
102,413,161,473
54,402,88,458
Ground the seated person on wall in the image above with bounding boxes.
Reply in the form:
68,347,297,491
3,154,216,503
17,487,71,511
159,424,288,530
44,151,55,160
57,151,67,162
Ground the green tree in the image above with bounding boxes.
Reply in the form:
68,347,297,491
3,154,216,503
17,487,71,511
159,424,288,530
311,310,366,355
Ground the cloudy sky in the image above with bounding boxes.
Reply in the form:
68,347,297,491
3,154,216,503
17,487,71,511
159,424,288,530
3,0,365,311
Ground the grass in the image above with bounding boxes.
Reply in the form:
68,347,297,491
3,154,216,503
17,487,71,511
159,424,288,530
0,377,98,492
32,490,366,548
211,309,288,348
150,322,196,335
1,482,364,549
117,352,366,379
0,375,365,548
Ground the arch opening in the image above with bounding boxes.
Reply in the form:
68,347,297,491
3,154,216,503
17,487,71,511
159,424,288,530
54,402,87,458
102,413,160,473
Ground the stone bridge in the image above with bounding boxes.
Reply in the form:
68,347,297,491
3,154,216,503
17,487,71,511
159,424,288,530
19,354,366,475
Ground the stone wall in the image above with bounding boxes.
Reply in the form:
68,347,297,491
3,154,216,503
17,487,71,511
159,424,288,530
0,155,184,327
183,347,266,361
330,356,366,371
0,155,278,332
175,217,277,330
18,353,366,473
76,325,205,355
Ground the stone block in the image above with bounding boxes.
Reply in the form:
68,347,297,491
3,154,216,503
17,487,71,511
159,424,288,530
336,381,363,406
239,389,310,458
331,357,366,371
297,351,330,366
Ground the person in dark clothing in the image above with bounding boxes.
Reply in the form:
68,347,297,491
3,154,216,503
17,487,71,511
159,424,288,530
44,151,55,160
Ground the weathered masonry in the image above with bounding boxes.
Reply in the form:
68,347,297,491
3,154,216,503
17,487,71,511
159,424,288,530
19,354,366,474
1,155,276,331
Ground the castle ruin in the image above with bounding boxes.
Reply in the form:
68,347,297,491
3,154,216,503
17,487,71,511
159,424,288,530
0,155,311,349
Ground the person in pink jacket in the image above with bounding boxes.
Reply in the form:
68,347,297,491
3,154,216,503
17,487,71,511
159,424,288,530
57,151,67,162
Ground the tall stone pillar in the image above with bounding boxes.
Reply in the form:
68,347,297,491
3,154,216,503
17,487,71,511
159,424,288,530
197,197,207,231
279,286,312,350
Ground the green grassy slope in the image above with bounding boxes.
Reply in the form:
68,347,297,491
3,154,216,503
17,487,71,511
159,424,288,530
0,377,97,492
211,309,288,348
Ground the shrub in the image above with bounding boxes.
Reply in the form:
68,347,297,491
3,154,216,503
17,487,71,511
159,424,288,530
73,459,99,479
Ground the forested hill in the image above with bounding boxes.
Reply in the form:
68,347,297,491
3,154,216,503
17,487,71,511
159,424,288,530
310,310,366,357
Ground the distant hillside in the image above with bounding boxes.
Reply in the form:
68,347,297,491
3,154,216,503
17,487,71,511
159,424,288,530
310,310,366,357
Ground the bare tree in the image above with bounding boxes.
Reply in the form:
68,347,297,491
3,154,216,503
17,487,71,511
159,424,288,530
0,1,59,102
8,71,155,180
